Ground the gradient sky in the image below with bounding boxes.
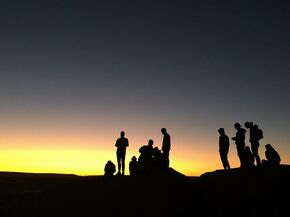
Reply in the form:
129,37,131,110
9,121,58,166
0,0,290,176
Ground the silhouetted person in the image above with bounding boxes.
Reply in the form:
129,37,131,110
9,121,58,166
218,128,231,170
262,144,281,166
129,156,139,176
104,160,116,176
231,123,246,167
161,128,171,168
243,146,255,168
138,139,154,175
244,122,263,166
115,131,129,175
152,146,166,173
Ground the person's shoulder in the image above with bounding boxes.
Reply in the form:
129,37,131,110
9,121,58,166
139,145,146,152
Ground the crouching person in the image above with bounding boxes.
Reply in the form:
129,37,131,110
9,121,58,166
104,160,116,176
262,144,281,167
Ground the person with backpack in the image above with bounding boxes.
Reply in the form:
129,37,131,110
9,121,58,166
244,122,263,166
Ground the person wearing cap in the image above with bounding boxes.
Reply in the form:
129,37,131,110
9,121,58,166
244,121,263,166
218,128,231,170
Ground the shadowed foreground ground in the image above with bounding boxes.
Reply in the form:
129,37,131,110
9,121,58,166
0,166,289,217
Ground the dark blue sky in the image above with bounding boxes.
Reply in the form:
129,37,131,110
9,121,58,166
0,0,290,173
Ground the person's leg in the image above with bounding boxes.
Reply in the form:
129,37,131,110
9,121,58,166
163,151,170,168
225,153,231,169
121,155,125,175
251,142,261,166
117,151,121,174
221,152,230,169
120,150,126,175
220,151,227,169
237,146,245,168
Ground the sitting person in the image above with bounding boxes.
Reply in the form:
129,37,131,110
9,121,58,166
129,156,139,176
138,139,154,175
104,160,116,176
243,146,255,168
262,144,281,166
152,147,167,173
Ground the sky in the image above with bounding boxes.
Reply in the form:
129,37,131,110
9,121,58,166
0,0,290,176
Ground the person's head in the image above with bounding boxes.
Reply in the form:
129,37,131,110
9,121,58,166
265,144,272,150
161,128,167,134
153,146,160,152
131,156,137,161
245,146,251,152
218,128,225,135
148,139,154,146
234,123,241,130
244,122,253,129
106,160,113,168
120,131,125,137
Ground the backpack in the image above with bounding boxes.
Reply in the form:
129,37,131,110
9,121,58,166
256,128,263,140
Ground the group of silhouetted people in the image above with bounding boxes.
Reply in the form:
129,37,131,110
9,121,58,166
104,128,171,176
218,122,281,170
104,122,282,176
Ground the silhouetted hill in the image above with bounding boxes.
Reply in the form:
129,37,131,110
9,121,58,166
0,166,289,217
0,169,193,217
197,165,290,217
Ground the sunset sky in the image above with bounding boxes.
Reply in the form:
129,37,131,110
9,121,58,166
1,0,290,176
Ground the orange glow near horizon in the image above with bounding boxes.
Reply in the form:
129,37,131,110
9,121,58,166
0,143,238,177
0,128,224,176
1,124,286,176
0,148,221,176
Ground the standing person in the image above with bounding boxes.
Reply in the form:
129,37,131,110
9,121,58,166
218,128,231,170
161,128,171,168
231,123,247,168
244,122,263,166
115,131,129,175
